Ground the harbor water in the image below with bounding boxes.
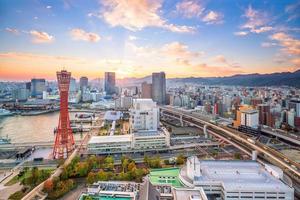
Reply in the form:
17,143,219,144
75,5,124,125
0,112,82,143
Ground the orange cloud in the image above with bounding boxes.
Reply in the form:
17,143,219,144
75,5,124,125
30,30,54,43
176,0,204,18
270,32,300,55
202,11,223,24
101,0,195,33
70,28,101,42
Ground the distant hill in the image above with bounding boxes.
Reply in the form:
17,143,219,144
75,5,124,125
117,70,300,88
168,70,300,88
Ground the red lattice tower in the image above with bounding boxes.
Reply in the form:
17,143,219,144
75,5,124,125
53,70,75,159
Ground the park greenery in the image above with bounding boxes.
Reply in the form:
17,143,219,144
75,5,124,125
8,167,53,200
8,153,186,200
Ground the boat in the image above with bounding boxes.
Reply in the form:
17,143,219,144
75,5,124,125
0,135,11,145
0,108,13,117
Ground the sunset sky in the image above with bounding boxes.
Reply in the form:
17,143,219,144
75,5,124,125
0,0,300,81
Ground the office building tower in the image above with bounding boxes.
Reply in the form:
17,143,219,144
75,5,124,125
25,82,31,90
31,78,46,98
69,77,77,92
104,72,116,95
12,88,29,101
79,76,88,90
141,82,152,99
152,72,166,105
289,99,300,117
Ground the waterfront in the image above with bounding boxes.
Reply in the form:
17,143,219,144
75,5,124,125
0,112,83,143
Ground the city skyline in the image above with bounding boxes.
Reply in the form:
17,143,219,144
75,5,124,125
1,0,300,81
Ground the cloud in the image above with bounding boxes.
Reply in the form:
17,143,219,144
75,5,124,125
30,30,54,43
270,32,300,55
234,31,248,36
261,42,277,48
202,11,223,24
251,26,273,33
194,63,244,76
46,5,52,9
0,52,79,61
161,41,203,58
5,28,19,35
285,1,300,21
213,55,227,63
128,35,137,41
70,28,101,42
176,0,204,18
241,5,272,34
100,0,195,33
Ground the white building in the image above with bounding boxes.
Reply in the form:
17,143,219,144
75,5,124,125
180,156,294,200
130,99,159,132
115,96,133,110
240,109,259,128
130,99,170,150
88,135,132,154
287,109,295,127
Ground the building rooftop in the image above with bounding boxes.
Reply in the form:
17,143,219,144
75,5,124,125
185,157,293,193
88,135,132,144
104,111,122,121
172,188,208,200
149,168,182,187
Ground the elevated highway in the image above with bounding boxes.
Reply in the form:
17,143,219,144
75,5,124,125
160,106,300,196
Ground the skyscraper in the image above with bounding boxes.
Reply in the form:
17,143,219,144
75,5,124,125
152,72,166,105
31,78,46,98
79,76,88,90
104,72,116,95
141,82,152,99
69,77,77,92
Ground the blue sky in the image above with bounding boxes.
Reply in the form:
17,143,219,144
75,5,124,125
0,0,299,80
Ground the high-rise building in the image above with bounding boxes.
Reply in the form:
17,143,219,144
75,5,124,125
152,72,166,105
258,104,272,126
104,72,116,95
69,77,77,92
79,76,88,90
130,99,170,149
31,78,46,98
141,82,152,99
289,99,300,117
12,88,29,101
240,109,259,128
130,99,159,132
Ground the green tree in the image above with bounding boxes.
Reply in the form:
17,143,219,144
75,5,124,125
75,162,89,177
234,152,242,160
87,172,97,184
104,156,114,170
97,170,108,181
176,154,185,165
128,161,136,172
122,158,129,173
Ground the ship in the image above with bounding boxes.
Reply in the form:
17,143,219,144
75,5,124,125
0,108,13,117
0,135,11,145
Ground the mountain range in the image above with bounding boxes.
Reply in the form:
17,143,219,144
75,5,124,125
117,69,300,88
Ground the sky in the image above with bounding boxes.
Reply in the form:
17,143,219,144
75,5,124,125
0,0,300,81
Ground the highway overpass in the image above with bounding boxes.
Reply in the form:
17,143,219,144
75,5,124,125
160,106,300,196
